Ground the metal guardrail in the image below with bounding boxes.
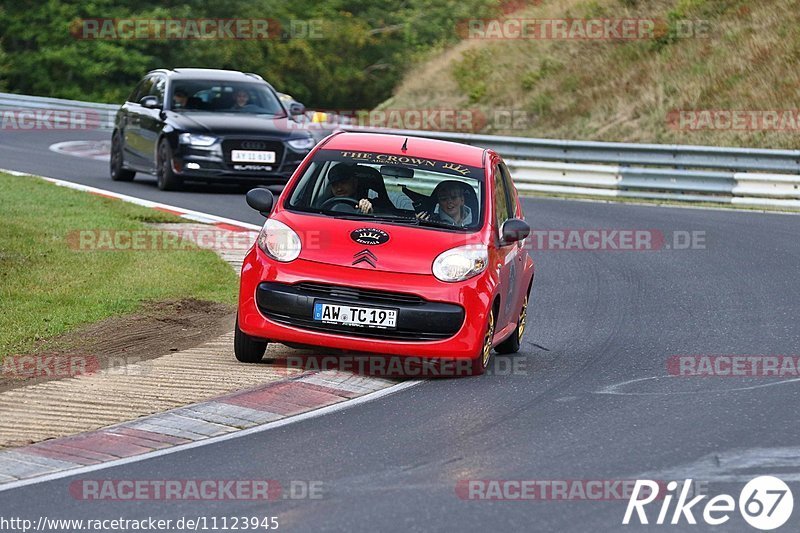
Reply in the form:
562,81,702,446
0,92,119,130
2,92,799,209
342,126,800,209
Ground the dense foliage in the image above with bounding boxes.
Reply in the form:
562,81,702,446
0,0,499,108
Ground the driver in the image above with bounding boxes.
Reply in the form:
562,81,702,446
233,89,252,109
327,163,375,214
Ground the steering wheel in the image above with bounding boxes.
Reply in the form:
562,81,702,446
320,196,359,212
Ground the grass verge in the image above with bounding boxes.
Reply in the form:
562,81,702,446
0,173,239,358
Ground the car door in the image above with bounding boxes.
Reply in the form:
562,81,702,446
491,160,519,332
138,74,167,171
498,161,528,316
124,76,154,167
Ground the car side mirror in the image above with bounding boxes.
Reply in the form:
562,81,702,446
246,188,275,217
501,218,530,244
140,96,161,109
289,102,306,116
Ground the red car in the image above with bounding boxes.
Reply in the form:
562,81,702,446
235,131,534,375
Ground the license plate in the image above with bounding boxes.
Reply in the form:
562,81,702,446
231,150,276,163
313,302,397,329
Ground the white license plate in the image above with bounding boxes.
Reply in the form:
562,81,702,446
231,150,276,163
313,302,397,329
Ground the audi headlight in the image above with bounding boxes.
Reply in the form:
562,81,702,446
432,244,488,282
257,219,301,262
286,137,315,151
179,133,218,147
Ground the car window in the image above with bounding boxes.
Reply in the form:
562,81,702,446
148,76,166,104
493,164,512,237
129,77,153,103
167,80,285,115
286,149,485,232
498,162,518,218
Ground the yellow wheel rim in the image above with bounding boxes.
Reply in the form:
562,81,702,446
482,309,495,368
517,295,528,341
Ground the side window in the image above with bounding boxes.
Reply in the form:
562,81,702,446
131,77,154,103
493,164,511,238
148,76,166,103
498,162,518,217
127,79,147,103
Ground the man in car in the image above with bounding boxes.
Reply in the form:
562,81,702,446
173,89,188,109
328,163,376,214
232,89,252,110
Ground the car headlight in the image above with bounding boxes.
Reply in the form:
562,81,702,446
286,137,315,151
432,244,488,282
257,219,301,262
179,133,218,147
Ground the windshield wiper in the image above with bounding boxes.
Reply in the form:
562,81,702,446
325,212,420,225
415,218,463,230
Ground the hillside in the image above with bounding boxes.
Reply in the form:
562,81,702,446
381,0,800,148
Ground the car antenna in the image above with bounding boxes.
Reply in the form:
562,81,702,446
401,137,408,152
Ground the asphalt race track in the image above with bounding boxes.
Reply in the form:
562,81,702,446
2,129,800,531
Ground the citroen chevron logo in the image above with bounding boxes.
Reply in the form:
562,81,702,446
352,249,378,268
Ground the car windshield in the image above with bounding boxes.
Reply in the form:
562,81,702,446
169,80,285,116
286,149,484,231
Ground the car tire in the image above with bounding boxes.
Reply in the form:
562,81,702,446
496,293,528,355
156,139,182,191
110,131,136,182
469,307,496,376
234,317,268,363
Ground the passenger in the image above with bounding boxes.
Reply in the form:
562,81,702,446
417,182,473,227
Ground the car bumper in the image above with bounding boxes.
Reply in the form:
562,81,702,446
172,146,306,182
238,247,495,359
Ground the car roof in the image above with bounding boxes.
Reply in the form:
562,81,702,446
151,68,266,83
322,132,486,169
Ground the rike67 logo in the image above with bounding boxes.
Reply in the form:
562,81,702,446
623,477,794,530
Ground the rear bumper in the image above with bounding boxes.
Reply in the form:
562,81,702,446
238,248,495,359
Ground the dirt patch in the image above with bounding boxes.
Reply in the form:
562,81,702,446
0,299,235,393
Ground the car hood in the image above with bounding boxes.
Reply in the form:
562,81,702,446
168,111,309,138
276,211,485,276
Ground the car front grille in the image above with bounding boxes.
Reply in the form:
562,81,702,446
293,282,425,306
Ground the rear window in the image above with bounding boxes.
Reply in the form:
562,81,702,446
286,149,485,231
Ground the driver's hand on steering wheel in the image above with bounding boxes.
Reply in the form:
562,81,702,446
357,199,373,214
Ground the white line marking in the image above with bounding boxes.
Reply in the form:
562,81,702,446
594,375,800,396
49,141,111,161
0,380,421,492
0,168,261,231
525,193,800,217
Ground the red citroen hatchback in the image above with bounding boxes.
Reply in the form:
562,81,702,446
236,131,534,375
